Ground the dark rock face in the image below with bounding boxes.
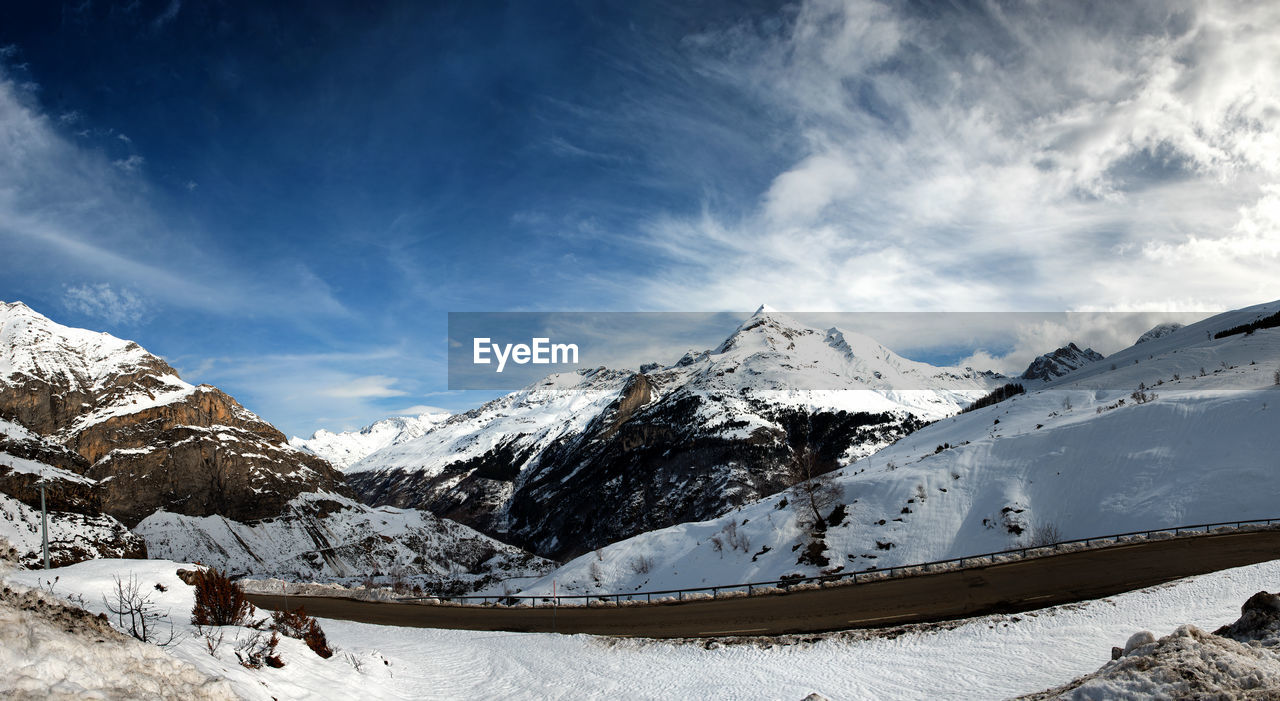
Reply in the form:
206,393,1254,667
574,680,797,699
350,379,927,560
506,397,924,559
1020,343,1105,382
71,386,347,527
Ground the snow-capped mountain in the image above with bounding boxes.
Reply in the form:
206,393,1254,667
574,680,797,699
1020,342,1105,382
346,307,1006,559
0,301,550,589
0,301,347,527
510,300,1280,597
289,411,450,470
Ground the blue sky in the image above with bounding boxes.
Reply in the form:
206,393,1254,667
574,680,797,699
1,1,1278,436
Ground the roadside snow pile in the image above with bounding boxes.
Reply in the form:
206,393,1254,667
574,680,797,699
1024,592,1280,699
6,558,404,701
0,578,234,700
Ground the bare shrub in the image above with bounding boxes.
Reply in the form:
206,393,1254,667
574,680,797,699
102,573,175,646
191,567,250,627
196,625,225,656
345,651,365,674
234,629,283,669
272,606,333,658
1030,522,1063,547
628,555,654,575
721,520,751,553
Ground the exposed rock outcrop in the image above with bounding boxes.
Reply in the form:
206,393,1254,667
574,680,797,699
0,301,348,529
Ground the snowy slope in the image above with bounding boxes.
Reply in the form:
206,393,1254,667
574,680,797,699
347,307,1004,558
1134,322,1183,345
135,492,551,592
289,410,451,470
514,301,1280,597
7,554,1280,700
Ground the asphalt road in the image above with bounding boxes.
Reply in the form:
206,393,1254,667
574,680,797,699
246,530,1280,638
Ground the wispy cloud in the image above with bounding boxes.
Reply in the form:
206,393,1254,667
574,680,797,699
62,283,148,324
628,0,1280,313
172,346,451,436
320,375,408,399
111,153,143,172
151,0,182,31
0,66,350,320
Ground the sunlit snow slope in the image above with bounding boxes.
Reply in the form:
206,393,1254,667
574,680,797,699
515,301,1280,596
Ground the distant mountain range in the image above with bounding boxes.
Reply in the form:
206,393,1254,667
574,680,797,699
7,296,1270,600
344,306,1010,559
290,411,451,470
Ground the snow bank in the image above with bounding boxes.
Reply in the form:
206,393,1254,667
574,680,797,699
0,578,233,700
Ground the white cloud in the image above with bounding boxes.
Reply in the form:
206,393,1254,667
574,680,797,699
389,404,450,416
112,154,143,172
62,283,147,324
320,375,407,399
634,0,1280,313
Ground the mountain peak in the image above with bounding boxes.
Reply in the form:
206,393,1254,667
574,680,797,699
752,303,780,316
1021,342,1104,382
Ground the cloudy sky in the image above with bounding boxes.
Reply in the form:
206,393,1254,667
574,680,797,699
1,1,1277,435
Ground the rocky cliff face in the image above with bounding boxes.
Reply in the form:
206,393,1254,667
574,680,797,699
0,301,348,529
347,308,1002,559
1020,342,1105,382
0,418,145,566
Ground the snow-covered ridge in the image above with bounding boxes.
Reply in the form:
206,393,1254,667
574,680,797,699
343,308,1009,558
512,300,1280,597
1135,322,1184,345
0,301,185,394
134,491,551,591
290,410,451,470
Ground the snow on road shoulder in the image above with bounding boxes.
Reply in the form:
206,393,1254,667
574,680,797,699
9,556,1280,700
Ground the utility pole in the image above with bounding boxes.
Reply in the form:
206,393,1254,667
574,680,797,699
39,477,50,570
